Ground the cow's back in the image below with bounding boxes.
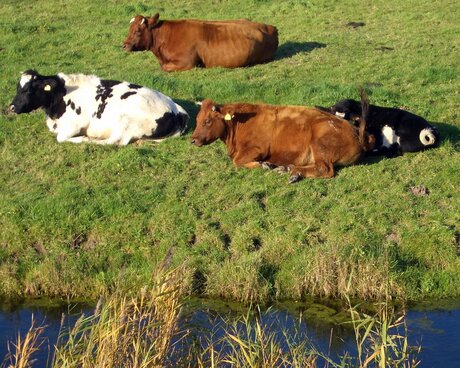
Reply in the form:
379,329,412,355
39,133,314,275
160,19,278,68
231,104,361,167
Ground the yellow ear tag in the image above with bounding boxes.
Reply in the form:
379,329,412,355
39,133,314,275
44,85,51,91
224,113,233,121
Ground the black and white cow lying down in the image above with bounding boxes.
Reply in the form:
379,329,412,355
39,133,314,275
320,99,440,157
9,70,189,145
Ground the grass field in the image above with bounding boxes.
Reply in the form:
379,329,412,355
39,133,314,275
0,0,459,303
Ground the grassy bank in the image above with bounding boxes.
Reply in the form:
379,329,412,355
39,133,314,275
0,0,459,303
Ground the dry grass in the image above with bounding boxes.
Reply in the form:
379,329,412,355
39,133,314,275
3,316,47,368
216,312,318,368
277,244,404,301
51,261,189,368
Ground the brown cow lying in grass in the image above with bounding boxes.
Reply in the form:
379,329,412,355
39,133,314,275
123,13,278,71
191,95,375,183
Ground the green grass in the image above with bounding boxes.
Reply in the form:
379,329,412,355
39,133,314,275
0,0,459,303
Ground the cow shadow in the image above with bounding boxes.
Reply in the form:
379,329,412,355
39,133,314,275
275,41,326,60
432,121,460,147
174,99,200,131
359,154,388,167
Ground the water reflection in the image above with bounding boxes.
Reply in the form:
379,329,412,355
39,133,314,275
407,307,460,368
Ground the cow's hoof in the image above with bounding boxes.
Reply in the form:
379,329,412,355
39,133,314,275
274,165,288,173
288,173,303,184
261,162,277,170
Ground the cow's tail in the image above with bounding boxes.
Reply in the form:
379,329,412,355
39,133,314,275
357,86,374,151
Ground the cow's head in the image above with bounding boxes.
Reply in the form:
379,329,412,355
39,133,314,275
191,99,230,146
123,13,160,52
10,70,64,114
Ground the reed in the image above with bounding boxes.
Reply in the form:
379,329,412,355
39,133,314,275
51,261,188,368
2,316,47,368
344,300,421,368
189,308,319,368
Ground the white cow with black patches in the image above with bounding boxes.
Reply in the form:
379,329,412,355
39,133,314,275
9,70,188,145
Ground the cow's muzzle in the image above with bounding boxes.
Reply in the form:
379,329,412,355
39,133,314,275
8,104,16,113
122,43,133,52
190,138,203,147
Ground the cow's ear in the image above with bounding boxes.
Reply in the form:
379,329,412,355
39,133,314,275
200,99,216,110
148,13,160,29
211,104,222,113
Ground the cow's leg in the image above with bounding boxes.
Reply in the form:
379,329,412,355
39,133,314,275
232,150,263,169
65,136,91,144
288,161,335,183
235,160,262,169
161,61,194,72
61,136,120,145
260,162,278,170
274,165,289,173
259,162,291,174
260,162,289,173
56,124,84,143
88,137,126,146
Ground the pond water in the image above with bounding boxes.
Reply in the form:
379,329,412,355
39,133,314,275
0,298,459,367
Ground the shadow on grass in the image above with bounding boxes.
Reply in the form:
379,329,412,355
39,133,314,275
275,41,326,60
432,121,460,147
174,98,200,132
359,154,389,167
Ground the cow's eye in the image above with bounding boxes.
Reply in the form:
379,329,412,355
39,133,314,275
205,119,212,126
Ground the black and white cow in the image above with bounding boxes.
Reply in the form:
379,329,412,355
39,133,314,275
323,99,440,157
9,70,188,145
